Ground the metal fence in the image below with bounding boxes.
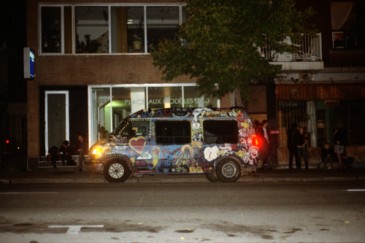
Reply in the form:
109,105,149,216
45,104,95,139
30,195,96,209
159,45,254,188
259,33,322,62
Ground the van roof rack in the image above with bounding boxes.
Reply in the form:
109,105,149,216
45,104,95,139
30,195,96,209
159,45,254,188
129,107,248,118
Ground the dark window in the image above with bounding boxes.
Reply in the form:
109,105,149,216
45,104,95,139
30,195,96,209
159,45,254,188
331,2,361,49
203,120,238,144
41,7,61,53
155,121,191,145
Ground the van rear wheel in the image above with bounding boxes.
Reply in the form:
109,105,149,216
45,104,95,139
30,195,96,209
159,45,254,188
216,157,241,182
104,159,131,183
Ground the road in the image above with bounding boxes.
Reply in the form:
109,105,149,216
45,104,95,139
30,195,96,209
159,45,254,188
0,181,365,243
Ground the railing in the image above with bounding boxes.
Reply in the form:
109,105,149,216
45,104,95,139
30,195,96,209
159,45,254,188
260,33,322,62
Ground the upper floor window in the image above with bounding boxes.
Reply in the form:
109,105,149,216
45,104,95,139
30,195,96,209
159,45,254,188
40,4,186,55
111,6,144,53
41,7,61,53
331,1,361,49
75,6,109,53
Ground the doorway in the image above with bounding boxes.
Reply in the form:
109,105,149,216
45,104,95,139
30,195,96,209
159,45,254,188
45,91,69,154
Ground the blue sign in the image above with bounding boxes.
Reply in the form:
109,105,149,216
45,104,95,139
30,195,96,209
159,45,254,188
24,47,35,79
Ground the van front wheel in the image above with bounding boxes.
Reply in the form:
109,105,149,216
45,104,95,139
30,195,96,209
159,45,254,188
104,159,131,183
216,157,241,182
205,170,219,182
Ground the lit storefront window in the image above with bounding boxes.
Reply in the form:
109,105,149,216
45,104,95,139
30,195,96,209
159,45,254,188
89,84,217,144
148,86,182,109
184,86,218,108
90,87,111,143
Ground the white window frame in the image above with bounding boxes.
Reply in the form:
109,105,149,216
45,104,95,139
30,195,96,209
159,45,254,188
39,3,187,56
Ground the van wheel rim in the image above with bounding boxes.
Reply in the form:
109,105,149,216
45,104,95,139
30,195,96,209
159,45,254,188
221,162,237,178
109,163,125,179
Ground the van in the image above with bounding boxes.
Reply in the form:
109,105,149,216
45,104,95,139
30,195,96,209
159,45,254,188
89,107,260,183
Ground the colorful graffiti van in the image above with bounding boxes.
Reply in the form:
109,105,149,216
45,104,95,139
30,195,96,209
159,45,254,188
89,107,260,183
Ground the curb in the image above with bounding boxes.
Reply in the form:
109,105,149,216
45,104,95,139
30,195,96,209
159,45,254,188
1,175,363,184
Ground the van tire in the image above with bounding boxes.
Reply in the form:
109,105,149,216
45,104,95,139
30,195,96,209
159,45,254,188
216,157,241,182
205,170,219,182
104,158,131,183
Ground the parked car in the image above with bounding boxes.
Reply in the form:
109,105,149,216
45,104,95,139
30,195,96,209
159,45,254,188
89,107,260,183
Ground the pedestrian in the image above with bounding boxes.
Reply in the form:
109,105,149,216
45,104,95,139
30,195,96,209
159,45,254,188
59,140,72,166
287,123,299,169
333,128,346,169
296,126,309,169
320,143,334,170
76,133,86,172
48,146,59,168
260,120,270,168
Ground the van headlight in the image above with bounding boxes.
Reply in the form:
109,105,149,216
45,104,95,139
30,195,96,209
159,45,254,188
90,145,105,159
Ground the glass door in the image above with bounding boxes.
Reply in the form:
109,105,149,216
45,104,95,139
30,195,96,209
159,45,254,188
45,91,69,154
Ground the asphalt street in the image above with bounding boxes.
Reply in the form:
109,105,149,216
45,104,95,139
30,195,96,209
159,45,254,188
0,181,365,243
1,165,365,184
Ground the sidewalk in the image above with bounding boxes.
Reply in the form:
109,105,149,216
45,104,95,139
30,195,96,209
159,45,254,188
0,165,364,184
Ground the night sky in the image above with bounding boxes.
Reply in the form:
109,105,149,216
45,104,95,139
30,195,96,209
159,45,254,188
0,0,27,102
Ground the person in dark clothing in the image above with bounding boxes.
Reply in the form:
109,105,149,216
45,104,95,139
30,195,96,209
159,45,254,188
287,123,299,169
333,128,346,169
321,143,334,170
296,126,309,169
48,146,59,168
59,140,72,166
76,134,86,171
260,120,270,168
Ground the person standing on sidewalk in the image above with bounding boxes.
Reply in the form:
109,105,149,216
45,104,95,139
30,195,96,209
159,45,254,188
296,126,309,169
333,128,346,169
287,123,299,169
261,120,270,168
76,133,86,172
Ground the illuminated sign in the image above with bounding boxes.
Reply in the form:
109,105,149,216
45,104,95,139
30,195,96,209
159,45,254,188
24,47,35,79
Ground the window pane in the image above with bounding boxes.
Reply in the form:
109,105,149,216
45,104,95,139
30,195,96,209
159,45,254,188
111,7,144,53
111,87,131,130
41,7,61,53
91,88,111,143
147,6,179,52
64,6,72,54
155,121,191,144
203,120,238,144
148,87,182,109
75,6,109,53
183,86,217,108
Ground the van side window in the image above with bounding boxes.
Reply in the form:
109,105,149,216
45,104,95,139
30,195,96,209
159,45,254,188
203,120,238,144
155,121,191,145
131,121,149,137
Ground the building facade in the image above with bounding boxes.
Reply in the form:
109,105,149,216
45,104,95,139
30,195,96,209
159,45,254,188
26,0,365,168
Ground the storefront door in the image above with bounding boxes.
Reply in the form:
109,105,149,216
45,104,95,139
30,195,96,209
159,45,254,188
45,91,69,154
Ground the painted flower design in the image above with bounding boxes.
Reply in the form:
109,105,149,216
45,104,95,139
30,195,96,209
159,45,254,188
204,146,219,161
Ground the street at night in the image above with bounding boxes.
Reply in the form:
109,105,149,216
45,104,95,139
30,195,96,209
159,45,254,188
1,181,365,242
1,0,365,242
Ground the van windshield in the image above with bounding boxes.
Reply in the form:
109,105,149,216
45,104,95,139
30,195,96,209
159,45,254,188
112,118,149,139
112,118,131,137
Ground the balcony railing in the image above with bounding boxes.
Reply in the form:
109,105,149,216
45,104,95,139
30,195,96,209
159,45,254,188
260,33,322,62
